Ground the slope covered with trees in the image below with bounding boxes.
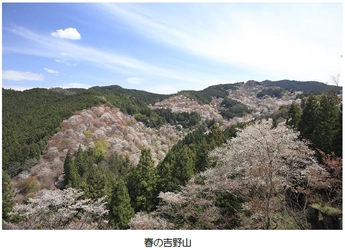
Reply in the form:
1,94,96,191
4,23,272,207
2,80,342,229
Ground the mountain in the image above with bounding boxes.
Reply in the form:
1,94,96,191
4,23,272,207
2,80,341,177
2,79,342,229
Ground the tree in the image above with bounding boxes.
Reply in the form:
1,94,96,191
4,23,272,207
3,188,108,229
172,145,195,187
298,92,342,156
128,211,174,230
286,102,302,129
316,92,341,155
109,178,135,229
126,148,157,212
208,120,320,229
63,150,73,187
75,145,88,178
86,164,106,200
63,150,81,189
298,94,320,144
2,170,15,222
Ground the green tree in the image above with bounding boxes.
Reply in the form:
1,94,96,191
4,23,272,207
63,150,80,189
207,124,226,148
2,170,15,222
63,150,74,187
157,161,177,193
75,145,88,178
109,178,135,229
86,164,106,199
195,139,212,172
126,148,157,212
172,145,195,187
298,92,342,156
316,92,341,155
286,102,302,129
298,95,320,145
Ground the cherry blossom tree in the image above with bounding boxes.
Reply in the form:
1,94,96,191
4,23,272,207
3,188,108,230
207,119,321,229
128,211,174,230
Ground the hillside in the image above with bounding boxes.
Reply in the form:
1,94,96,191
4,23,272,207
2,79,342,230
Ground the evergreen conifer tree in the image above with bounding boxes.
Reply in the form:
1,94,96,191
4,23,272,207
298,95,320,145
63,150,73,187
109,178,135,229
172,145,195,186
2,170,15,222
75,145,88,178
286,102,302,129
127,148,157,212
86,164,106,199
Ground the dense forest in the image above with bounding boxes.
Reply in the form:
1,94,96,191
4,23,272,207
2,80,342,230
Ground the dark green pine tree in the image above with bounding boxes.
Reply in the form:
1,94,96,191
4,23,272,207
298,95,320,145
157,161,177,193
172,145,196,187
207,124,226,148
63,150,80,189
2,170,15,222
86,164,106,200
109,178,135,229
127,148,157,212
333,103,342,157
195,139,212,173
75,145,88,178
316,92,342,155
63,150,74,187
286,101,302,129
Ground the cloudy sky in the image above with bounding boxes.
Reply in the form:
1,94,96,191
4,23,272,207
2,2,343,94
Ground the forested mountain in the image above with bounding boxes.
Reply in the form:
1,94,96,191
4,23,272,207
2,80,342,230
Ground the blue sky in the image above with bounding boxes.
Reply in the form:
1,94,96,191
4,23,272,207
2,2,343,94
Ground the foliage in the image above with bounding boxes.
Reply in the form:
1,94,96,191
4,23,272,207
2,170,15,222
256,88,283,99
207,120,321,229
308,150,342,209
286,102,302,129
156,124,233,194
109,179,135,229
3,80,342,230
297,92,342,156
4,188,108,229
2,88,105,176
219,97,250,119
128,211,174,230
262,80,341,94
126,148,158,213
90,84,170,105
180,83,238,104
86,164,107,200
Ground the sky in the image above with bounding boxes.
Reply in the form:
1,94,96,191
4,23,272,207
1,2,343,94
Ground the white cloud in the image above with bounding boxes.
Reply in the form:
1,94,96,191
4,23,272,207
44,67,59,75
57,82,92,89
55,59,78,67
127,77,145,84
6,27,176,79
51,27,81,40
100,3,342,85
146,84,178,95
2,70,44,81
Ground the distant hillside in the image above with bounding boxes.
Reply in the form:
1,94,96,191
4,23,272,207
182,80,341,104
3,79,342,231
180,83,239,104
2,79,341,177
261,79,341,93
90,85,171,105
